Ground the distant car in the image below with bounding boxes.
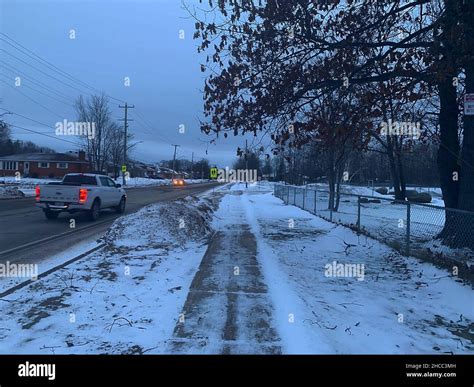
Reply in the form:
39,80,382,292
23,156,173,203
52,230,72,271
172,178,185,186
35,173,127,221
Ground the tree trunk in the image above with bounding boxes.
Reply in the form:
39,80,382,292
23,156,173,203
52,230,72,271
451,0,474,248
458,2,474,213
386,136,403,200
435,0,462,244
334,165,343,212
394,138,407,199
437,76,461,243
327,145,336,210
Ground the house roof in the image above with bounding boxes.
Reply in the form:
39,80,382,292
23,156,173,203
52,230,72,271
0,153,89,163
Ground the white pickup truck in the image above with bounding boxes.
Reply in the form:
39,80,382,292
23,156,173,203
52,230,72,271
35,173,127,221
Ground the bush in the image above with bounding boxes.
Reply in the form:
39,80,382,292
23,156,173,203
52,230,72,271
369,199,382,203
375,187,388,195
405,189,418,199
48,173,55,179
409,192,432,203
360,197,381,204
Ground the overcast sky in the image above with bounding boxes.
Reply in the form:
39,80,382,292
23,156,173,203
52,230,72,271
0,0,258,167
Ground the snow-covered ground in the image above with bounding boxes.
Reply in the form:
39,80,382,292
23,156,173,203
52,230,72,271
307,182,445,206
282,184,473,264
0,239,100,295
0,195,219,354
0,185,26,199
225,183,474,353
0,182,472,354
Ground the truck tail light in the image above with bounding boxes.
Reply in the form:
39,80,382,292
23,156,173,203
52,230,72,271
35,185,40,201
79,188,88,204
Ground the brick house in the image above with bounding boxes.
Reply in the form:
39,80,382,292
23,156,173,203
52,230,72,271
0,151,90,178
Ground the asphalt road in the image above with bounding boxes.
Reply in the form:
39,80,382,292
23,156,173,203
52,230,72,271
0,182,219,264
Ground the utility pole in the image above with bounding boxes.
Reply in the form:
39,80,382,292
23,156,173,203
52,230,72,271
191,152,194,179
119,103,134,186
172,144,180,179
245,139,248,188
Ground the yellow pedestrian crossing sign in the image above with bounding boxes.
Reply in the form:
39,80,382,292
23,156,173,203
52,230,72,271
121,165,127,172
210,167,218,179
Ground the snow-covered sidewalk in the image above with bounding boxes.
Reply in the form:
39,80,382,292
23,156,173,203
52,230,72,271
167,190,282,354
235,183,473,353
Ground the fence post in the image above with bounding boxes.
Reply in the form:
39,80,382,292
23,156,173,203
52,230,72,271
314,189,317,214
287,185,290,204
357,196,361,231
303,186,306,210
293,187,296,205
406,202,411,256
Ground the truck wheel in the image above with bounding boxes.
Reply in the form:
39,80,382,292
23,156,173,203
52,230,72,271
44,210,59,220
115,197,126,214
87,200,101,221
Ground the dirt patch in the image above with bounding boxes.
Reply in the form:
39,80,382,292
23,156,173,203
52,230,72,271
432,314,474,351
22,294,70,329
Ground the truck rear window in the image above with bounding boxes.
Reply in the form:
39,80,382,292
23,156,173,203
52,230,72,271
63,175,97,185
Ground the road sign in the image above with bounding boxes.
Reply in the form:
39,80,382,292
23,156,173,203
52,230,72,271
465,94,474,116
210,167,218,179
121,165,127,172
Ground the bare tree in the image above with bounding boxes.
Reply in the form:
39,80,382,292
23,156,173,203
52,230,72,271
75,94,116,173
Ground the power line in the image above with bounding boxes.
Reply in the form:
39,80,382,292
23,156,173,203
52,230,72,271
0,72,74,108
133,109,204,157
0,33,126,103
0,60,75,101
0,34,96,91
133,109,174,144
0,78,65,119
0,107,61,129
0,48,97,97
7,124,80,146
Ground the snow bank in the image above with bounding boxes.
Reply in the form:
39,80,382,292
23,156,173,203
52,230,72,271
103,197,214,249
0,185,25,199
0,177,57,197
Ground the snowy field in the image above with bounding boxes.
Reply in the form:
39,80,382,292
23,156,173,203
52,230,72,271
0,181,472,354
281,185,473,264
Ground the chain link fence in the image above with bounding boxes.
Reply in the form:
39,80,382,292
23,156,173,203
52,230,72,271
274,184,474,264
